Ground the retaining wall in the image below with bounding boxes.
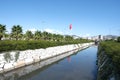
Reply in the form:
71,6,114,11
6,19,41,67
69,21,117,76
0,42,94,73
0,49,79,80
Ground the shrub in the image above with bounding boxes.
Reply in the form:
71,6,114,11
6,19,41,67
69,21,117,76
99,41,120,73
0,40,92,52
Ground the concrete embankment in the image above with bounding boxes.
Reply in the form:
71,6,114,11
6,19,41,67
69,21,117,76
0,42,93,73
0,49,79,80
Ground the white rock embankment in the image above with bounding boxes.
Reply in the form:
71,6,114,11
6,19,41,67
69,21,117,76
0,42,94,73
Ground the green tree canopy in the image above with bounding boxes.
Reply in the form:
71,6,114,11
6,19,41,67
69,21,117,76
117,37,120,42
0,24,6,40
34,30,42,40
65,35,73,41
25,30,33,40
11,25,22,40
43,31,49,40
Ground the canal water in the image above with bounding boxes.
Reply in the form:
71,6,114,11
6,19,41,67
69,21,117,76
1,46,98,80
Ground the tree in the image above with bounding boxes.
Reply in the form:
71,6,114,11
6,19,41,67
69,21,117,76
34,30,42,40
0,24,6,40
43,31,49,40
117,37,120,42
57,34,64,41
47,33,53,41
11,25,22,40
65,35,73,41
25,30,33,40
52,33,57,41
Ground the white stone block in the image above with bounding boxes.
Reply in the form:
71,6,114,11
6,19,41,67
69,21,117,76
33,55,40,62
25,58,34,65
4,63,14,72
0,63,4,68
0,68,3,73
40,55,49,60
14,60,25,68
0,54,4,61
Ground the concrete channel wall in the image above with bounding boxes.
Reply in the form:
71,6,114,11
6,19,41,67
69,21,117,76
0,49,79,80
0,42,94,74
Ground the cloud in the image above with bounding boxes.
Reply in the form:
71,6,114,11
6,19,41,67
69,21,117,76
44,28,63,34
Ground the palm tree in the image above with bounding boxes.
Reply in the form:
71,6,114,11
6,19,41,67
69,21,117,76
43,31,49,40
34,30,42,40
57,34,64,41
47,33,53,41
65,35,73,41
52,33,57,41
11,25,22,40
52,33,62,41
25,30,33,40
55,34,60,41
0,24,6,40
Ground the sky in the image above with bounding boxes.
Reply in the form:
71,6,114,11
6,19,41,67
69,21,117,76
0,0,120,37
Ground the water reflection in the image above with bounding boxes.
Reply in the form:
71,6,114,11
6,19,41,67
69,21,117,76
67,56,71,62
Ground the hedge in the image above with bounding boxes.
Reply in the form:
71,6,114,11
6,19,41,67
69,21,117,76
0,40,92,52
98,41,120,72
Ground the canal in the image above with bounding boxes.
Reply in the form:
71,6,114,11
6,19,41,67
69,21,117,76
1,46,98,80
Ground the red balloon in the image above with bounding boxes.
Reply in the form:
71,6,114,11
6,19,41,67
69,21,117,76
69,24,72,30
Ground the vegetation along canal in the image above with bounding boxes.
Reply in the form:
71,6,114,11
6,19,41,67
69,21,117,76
1,46,98,80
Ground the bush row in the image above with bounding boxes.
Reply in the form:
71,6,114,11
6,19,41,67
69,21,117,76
0,40,92,52
98,41,120,72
